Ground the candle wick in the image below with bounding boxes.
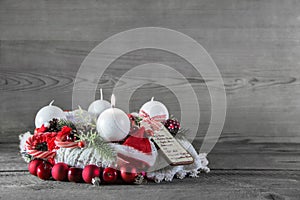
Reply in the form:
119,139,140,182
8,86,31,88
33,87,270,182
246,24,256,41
100,88,103,100
49,100,54,106
151,97,154,101
111,94,116,108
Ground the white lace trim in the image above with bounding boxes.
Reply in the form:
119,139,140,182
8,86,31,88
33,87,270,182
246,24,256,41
146,137,209,183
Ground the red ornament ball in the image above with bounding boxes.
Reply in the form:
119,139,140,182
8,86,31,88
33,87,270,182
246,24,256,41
82,164,101,184
120,165,138,183
51,162,69,181
37,162,52,180
164,119,180,136
28,159,44,176
102,167,118,183
68,167,83,183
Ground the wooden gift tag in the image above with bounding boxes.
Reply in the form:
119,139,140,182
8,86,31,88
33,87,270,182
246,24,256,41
151,127,194,166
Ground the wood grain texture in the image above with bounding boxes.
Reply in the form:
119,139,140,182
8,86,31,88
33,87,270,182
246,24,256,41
1,0,300,170
0,170,299,200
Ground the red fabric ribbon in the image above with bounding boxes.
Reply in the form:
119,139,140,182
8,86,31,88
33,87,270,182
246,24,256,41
139,110,166,135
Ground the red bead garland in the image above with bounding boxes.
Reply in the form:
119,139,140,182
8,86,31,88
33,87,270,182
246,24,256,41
28,160,145,185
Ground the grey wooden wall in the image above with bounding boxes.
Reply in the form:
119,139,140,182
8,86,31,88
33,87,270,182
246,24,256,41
1,0,300,170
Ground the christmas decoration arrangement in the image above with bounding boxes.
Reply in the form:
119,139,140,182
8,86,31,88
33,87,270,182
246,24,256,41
19,89,209,185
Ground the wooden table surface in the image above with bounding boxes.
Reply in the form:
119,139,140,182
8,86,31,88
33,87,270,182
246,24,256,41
1,139,299,200
1,0,300,199
1,169,300,200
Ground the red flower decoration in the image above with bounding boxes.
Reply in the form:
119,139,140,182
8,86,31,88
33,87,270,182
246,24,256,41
29,132,58,152
47,136,57,151
25,131,59,159
56,126,72,141
34,124,48,135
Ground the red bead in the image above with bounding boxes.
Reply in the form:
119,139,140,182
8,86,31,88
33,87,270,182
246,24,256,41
28,159,44,176
102,167,118,183
52,163,69,181
120,165,138,183
82,164,101,184
37,162,52,180
68,167,83,183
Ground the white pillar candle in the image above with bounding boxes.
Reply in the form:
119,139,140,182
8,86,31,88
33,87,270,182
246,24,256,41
88,88,110,117
97,94,130,142
139,97,169,120
35,100,66,128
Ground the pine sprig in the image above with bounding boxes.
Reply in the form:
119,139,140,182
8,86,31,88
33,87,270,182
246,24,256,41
73,107,97,131
169,114,178,121
76,130,116,163
134,116,143,126
57,119,76,130
21,152,33,163
69,107,116,163
176,128,190,138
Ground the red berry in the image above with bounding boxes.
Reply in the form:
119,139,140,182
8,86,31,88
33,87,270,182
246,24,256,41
37,162,52,180
68,167,83,183
127,114,136,126
28,159,44,176
78,141,85,148
127,113,134,120
102,167,118,183
120,165,138,183
82,164,101,184
51,163,69,181
164,119,180,136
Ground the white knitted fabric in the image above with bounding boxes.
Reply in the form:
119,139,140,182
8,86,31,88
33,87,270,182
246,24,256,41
54,142,158,169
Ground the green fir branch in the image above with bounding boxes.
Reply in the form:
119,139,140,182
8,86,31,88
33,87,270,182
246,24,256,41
73,107,97,130
57,119,76,130
176,128,190,138
68,107,116,162
21,152,33,163
76,129,116,163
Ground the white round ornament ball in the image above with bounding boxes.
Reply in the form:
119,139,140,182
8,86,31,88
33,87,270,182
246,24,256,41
96,94,130,142
88,100,110,117
97,108,130,142
88,89,111,117
139,97,169,120
35,100,66,128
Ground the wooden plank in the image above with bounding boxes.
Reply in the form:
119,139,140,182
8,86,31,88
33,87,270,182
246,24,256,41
0,170,299,200
1,0,300,41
